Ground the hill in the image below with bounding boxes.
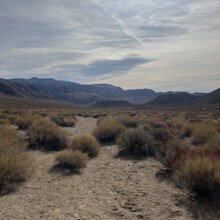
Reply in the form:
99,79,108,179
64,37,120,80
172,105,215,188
0,77,158,106
93,100,134,108
190,88,220,106
143,92,199,107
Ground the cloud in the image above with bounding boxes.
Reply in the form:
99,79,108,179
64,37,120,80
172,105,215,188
76,56,152,77
0,0,219,92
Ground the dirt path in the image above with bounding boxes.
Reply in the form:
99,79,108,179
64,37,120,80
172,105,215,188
0,117,194,220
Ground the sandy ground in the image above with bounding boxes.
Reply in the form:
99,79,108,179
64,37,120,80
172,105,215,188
0,117,218,220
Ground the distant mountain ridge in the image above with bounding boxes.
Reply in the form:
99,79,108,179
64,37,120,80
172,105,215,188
143,92,199,107
1,77,158,106
93,100,134,108
0,77,218,108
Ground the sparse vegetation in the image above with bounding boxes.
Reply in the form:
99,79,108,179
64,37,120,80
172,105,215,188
0,119,10,126
119,115,138,128
27,118,67,151
15,115,41,130
69,135,100,158
191,122,217,145
50,114,77,127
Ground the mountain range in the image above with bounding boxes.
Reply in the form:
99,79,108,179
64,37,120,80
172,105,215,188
0,77,219,108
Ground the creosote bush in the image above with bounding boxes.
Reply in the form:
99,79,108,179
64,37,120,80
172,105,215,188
27,118,67,151
93,117,124,143
117,127,154,156
70,135,100,158
0,126,33,193
55,150,88,172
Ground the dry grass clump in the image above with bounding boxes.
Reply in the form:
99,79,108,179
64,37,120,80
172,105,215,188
50,115,77,127
27,118,67,151
55,150,88,172
70,135,100,158
178,156,220,193
182,123,194,137
151,127,171,143
119,115,138,128
207,134,220,152
160,139,191,170
93,117,124,143
0,126,32,193
15,115,41,130
117,127,154,156
191,121,217,146
0,119,10,126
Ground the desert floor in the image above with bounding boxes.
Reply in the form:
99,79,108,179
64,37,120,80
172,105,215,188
0,117,218,220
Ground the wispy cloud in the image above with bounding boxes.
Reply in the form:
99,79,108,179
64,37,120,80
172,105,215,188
0,0,219,92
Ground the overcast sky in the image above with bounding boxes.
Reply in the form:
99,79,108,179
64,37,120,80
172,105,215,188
0,0,220,92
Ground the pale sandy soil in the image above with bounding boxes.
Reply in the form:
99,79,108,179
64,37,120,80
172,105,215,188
0,117,218,220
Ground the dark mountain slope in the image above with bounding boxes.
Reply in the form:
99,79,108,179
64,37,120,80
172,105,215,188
9,77,158,105
190,88,220,106
0,78,54,100
143,92,199,107
93,100,134,108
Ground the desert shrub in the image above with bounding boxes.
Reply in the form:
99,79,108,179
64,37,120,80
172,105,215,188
0,154,32,193
119,115,138,128
0,126,27,153
15,115,41,130
0,119,10,126
151,127,171,143
27,118,67,151
55,150,88,172
93,113,108,119
149,121,166,129
69,135,100,158
207,134,220,152
178,156,220,193
182,123,194,137
50,115,77,127
93,117,124,143
161,139,191,170
191,122,217,146
0,126,32,193
117,127,154,156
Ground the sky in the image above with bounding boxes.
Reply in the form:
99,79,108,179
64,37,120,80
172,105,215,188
0,0,220,92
